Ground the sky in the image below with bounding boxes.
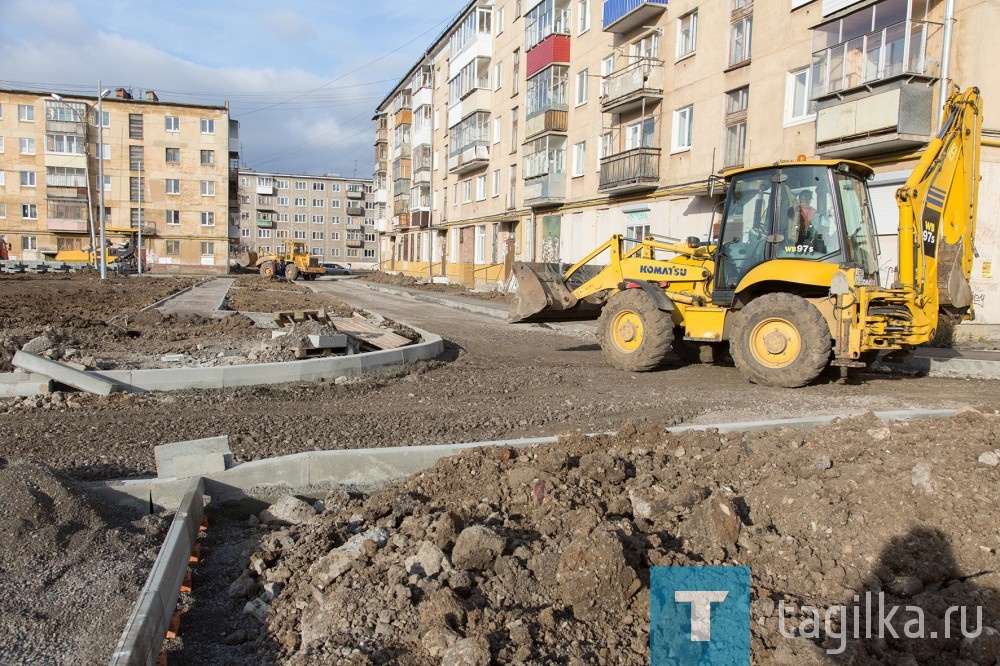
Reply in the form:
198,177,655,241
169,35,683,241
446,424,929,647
0,0,470,178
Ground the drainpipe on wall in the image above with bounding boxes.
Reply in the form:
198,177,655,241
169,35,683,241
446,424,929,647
938,0,956,113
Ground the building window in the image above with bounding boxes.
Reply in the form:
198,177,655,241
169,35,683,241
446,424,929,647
19,138,35,155
165,147,180,163
276,179,288,189
331,216,340,224
200,242,214,255
572,141,586,177
729,4,753,67
129,177,145,202
575,69,588,106
20,171,36,187
294,197,306,206
312,231,324,240
293,230,306,239
331,231,340,241
277,213,289,222
671,106,693,152
294,214,307,223
0,137,4,153
496,5,505,33
312,215,324,224
462,179,472,203
493,115,502,144
258,229,272,239
200,150,215,165
577,0,590,34
240,177,250,187
129,113,143,139
785,67,816,125
492,169,501,197
166,210,180,225
201,211,215,226
312,199,324,208
494,62,504,91
201,181,215,196
47,134,84,155
476,174,487,201
22,204,38,219
200,118,215,134
275,196,288,206
294,181,307,190
312,182,325,191
166,179,180,195
510,107,518,153
165,116,179,132
632,32,659,59
166,240,180,255
18,104,34,122
511,49,520,95
0,203,5,218
129,145,144,170
724,86,749,168
330,183,340,192
474,225,486,263
626,117,655,151
677,10,698,59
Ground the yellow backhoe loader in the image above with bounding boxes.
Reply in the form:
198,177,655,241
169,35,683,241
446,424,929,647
54,226,146,274
509,86,982,388
239,243,326,281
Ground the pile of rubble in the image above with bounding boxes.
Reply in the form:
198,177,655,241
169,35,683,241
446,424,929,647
212,411,999,664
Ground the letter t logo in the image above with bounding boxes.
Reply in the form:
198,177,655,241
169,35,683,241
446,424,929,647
674,590,729,641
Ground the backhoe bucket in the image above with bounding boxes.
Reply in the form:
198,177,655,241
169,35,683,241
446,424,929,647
508,262,602,323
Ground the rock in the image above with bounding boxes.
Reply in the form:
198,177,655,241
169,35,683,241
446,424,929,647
977,451,1000,466
243,596,269,623
451,525,505,571
405,540,447,578
258,495,318,525
227,572,257,599
340,527,389,553
867,426,892,442
309,550,357,588
556,527,637,620
680,496,743,551
422,626,460,659
911,463,935,494
440,636,491,666
418,588,468,632
22,336,54,354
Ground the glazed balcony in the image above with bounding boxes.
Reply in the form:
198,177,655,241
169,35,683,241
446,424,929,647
599,147,661,194
525,108,568,140
347,206,365,216
448,143,490,175
523,173,566,208
600,57,663,113
602,0,668,33
346,189,364,200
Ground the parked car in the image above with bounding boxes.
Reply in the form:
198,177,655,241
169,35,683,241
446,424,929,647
322,262,352,276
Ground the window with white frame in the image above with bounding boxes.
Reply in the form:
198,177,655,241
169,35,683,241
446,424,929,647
474,225,486,263
277,213,289,222
20,138,36,155
240,177,250,187
294,181,306,190
276,179,288,189
512,49,520,95
277,196,289,206
240,228,250,238
46,134,84,154
627,117,656,150
200,242,214,256
20,171,36,187
572,141,586,177
293,230,306,239
677,10,698,59
0,172,4,186
600,131,613,159
165,116,179,132
0,203,5,218
331,216,340,224
312,199,324,208
200,118,215,134
331,231,340,241
462,179,472,203
166,210,180,225
0,137,4,153
724,86,749,168
785,67,816,125
165,147,180,163
276,229,289,239
312,182,325,191
496,6,505,33
671,106,693,152
312,231,324,240
312,215,324,224
201,180,215,196
492,169,501,197
331,200,341,208
18,104,34,121
294,197,306,206
578,0,590,34
476,174,487,201
201,211,215,226
166,179,180,195
294,214,307,223
631,32,659,59
22,204,38,219
601,55,615,77
494,62,503,90
575,69,588,106
200,150,214,165
493,115,502,144
258,229,272,239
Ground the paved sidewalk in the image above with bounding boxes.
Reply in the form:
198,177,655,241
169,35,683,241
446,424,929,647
150,277,235,316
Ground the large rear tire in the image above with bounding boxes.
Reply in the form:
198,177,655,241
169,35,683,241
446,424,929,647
260,261,275,278
597,289,674,372
730,293,832,387
286,265,299,282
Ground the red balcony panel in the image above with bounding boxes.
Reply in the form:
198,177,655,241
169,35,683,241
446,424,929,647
526,34,571,78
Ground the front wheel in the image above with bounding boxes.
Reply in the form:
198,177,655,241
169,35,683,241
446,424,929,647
286,265,299,282
260,261,275,278
730,293,832,387
597,289,674,372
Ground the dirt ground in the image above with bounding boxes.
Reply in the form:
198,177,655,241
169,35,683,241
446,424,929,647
1,273,998,664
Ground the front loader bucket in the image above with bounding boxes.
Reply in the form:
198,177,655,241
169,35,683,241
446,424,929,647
508,262,602,323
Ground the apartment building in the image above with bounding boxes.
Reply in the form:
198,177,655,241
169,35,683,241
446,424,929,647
0,87,238,273
374,0,1000,324
235,170,378,269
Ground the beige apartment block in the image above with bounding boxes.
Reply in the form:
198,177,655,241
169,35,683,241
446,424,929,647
235,170,378,269
0,87,237,274
377,0,999,321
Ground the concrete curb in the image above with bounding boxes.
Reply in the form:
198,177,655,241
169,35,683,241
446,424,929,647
109,477,204,666
92,325,444,392
81,407,961,514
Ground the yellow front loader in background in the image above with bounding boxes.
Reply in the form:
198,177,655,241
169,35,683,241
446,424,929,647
509,87,982,388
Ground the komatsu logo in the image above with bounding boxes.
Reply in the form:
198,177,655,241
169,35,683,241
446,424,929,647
640,265,688,277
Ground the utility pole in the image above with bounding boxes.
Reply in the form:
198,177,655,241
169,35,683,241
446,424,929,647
98,80,107,279
137,160,143,275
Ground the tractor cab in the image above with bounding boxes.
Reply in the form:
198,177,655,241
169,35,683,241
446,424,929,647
712,161,880,304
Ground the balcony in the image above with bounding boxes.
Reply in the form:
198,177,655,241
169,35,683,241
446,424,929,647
599,147,661,194
413,169,431,185
525,108,568,140
346,189,364,200
814,77,935,159
347,206,365,216
411,211,431,228
601,58,663,113
394,213,411,228
394,108,412,126
346,239,364,248
375,128,388,145
46,219,89,233
256,183,276,195
45,119,84,135
448,143,490,175
602,0,668,33
526,34,571,78
375,219,389,233
375,190,388,203
523,173,566,208
256,218,275,228
393,179,412,197
448,88,492,129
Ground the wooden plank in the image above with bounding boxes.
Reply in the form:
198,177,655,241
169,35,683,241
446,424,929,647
328,316,412,350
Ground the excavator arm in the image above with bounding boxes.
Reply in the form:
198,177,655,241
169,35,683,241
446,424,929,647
894,86,982,321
